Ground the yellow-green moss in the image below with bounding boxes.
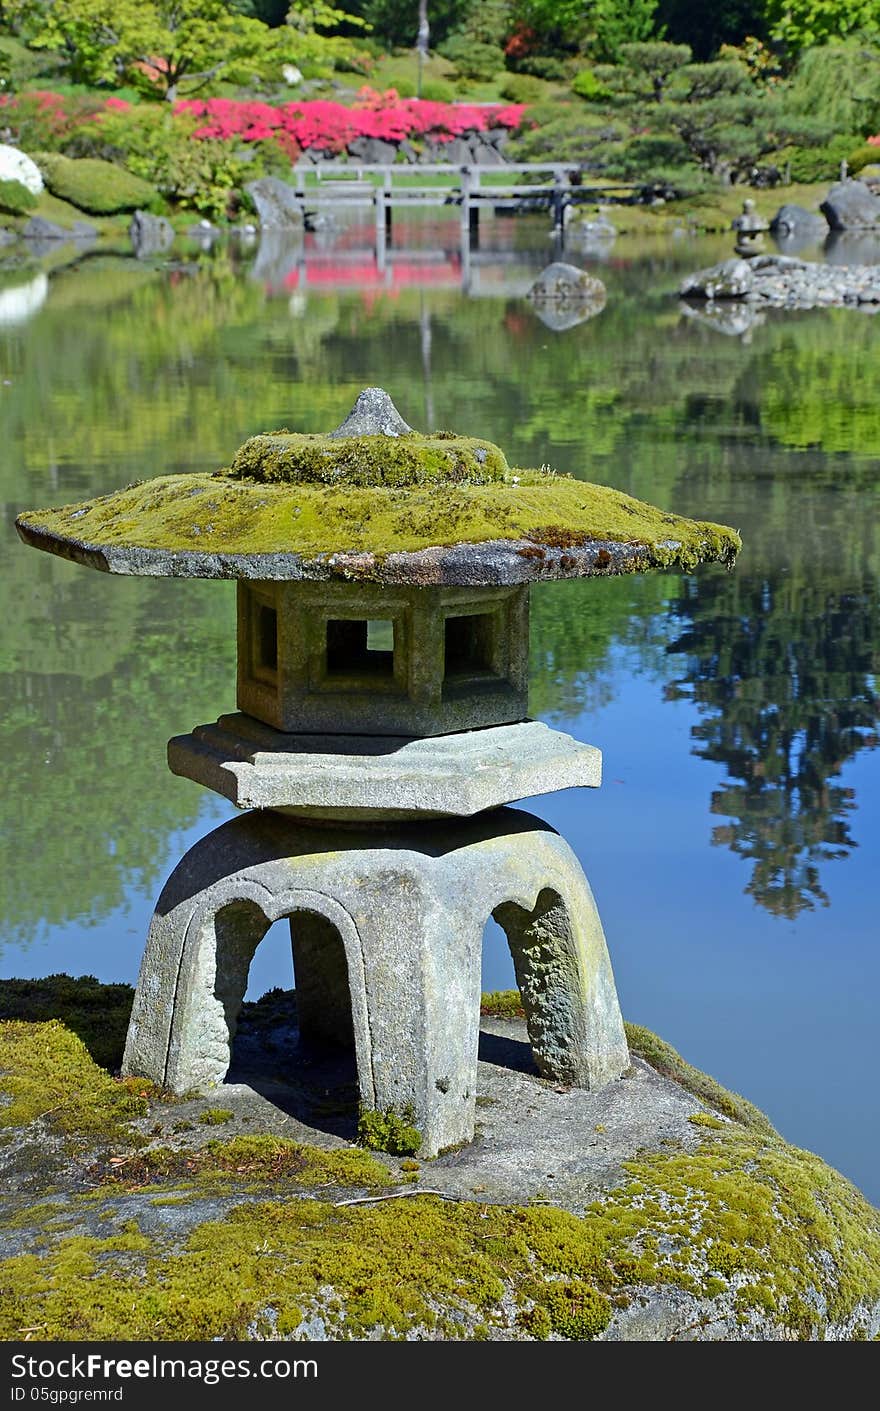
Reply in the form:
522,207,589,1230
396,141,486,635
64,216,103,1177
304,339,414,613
229,431,510,486
485,993,774,1133
480,990,527,1019
689,1112,726,1130
198,1108,234,1126
92,1134,391,1191
357,1108,422,1157
16,469,742,570
0,975,134,1073
2,1124,878,1341
0,1021,147,1143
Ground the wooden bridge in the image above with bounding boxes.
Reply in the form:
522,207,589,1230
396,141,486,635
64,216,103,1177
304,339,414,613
291,161,637,247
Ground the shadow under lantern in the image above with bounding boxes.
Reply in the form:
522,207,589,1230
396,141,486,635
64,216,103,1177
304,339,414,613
17,388,741,1156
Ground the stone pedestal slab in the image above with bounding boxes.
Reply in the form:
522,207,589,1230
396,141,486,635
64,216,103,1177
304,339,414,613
168,715,601,820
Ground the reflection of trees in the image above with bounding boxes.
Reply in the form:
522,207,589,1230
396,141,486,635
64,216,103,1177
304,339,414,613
665,563,880,919
0,548,235,947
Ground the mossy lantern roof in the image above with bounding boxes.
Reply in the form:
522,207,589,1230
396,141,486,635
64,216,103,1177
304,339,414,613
15,389,741,586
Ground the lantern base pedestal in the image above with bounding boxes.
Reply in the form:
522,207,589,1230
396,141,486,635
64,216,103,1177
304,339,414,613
122,807,628,1157
167,713,601,821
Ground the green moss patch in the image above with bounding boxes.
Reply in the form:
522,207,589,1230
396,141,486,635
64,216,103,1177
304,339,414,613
358,1108,422,1156
480,990,527,1019
198,1108,234,1126
17,468,741,571
89,1134,391,1192
0,179,37,216
33,154,157,216
2,1125,878,1341
624,1022,775,1135
0,1021,148,1143
230,431,510,487
0,975,134,1072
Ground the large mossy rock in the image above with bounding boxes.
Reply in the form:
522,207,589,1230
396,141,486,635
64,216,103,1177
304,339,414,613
0,980,878,1341
34,154,157,216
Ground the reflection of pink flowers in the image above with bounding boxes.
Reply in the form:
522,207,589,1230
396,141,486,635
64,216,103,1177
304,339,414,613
177,95,526,155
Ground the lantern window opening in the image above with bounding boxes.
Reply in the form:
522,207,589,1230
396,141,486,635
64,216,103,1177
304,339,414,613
326,617,396,680
249,591,279,686
443,609,503,688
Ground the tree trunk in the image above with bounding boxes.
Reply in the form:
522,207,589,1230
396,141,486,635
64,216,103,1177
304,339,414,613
417,0,429,58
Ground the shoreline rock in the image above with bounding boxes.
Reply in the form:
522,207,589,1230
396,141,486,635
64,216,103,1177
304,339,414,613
680,254,880,309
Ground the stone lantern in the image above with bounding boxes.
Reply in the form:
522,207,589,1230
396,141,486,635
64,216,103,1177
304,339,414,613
16,389,740,1156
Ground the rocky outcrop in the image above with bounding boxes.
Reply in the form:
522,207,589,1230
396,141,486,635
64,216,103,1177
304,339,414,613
244,176,305,231
129,209,174,259
1,982,878,1342
680,254,880,308
820,178,880,231
769,204,827,239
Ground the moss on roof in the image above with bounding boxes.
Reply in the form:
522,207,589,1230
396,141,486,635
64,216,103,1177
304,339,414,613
229,431,511,486
16,466,741,573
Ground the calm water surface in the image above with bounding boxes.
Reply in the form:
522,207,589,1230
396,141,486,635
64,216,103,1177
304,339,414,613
1,215,878,1200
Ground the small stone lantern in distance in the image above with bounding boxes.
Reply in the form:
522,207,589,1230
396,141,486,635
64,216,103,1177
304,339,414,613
17,389,741,1156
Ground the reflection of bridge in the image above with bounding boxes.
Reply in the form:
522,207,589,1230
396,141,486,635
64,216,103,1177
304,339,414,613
256,198,605,299
283,244,555,299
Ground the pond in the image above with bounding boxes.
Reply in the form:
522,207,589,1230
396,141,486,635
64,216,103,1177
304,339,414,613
1,213,878,1203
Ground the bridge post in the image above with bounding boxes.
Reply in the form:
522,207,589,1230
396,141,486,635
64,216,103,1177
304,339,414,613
375,187,387,272
460,165,475,247
383,168,393,242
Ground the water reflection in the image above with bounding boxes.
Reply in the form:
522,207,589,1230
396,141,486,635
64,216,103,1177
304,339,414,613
665,566,880,918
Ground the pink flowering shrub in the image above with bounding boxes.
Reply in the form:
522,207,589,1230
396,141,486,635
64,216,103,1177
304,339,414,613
176,89,526,156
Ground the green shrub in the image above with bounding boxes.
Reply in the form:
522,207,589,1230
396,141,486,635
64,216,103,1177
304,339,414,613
507,102,626,164
36,153,157,214
388,74,416,98
776,136,862,183
509,54,570,81
498,73,544,103
438,35,505,81
571,68,613,102
848,143,880,174
0,178,37,216
85,107,257,220
419,78,455,102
